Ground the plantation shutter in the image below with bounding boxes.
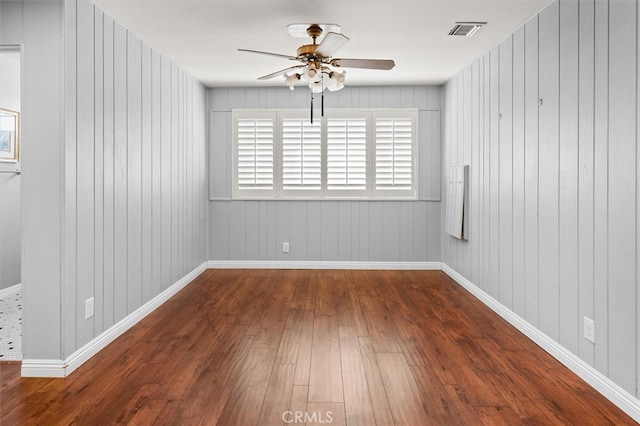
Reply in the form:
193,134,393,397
374,113,415,195
234,112,276,198
281,117,321,192
327,117,367,191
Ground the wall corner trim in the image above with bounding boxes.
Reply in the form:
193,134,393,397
441,263,640,424
0,283,21,299
207,260,443,270
21,262,208,378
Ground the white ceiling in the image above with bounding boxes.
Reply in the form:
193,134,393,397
93,0,550,88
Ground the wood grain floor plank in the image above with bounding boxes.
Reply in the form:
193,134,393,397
306,402,346,426
257,363,296,426
358,337,396,426
216,347,277,425
410,366,480,425
293,309,315,386
376,352,431,425
308,315,343,403
289,385,309,419
359,295,402,353
338,326,376,426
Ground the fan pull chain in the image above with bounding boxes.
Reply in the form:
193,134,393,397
310,91,314,124
321,76,325,117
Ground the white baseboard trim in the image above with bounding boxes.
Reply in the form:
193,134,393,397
207,260,442,270
21,262,208,378
0,283,21,299
20,359,66,378
441,263,640,424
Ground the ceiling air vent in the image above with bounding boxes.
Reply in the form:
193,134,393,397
448,22,486,37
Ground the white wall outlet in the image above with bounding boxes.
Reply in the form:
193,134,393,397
85,297,95,320
282,242,290,253
584,316,595,343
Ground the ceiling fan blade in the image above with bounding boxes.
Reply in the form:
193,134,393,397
258,65,305,80
331,58,395,70
315,32,350,58
238,48,298,61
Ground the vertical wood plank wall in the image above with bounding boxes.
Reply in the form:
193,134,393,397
208,86,442,262
57,0,208,359
443,0,639,398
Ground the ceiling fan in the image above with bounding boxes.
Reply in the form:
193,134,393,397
238,23,395,121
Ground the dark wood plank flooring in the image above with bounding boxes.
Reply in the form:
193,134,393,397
0,269,636,425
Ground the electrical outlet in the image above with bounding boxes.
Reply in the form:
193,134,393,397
584,316,595,343
282,242,290,253
85,297,95,320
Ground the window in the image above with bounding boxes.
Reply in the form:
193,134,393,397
233,109,417,199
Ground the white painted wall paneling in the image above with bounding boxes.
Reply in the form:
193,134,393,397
442,0,640,401
208,86,442,262
9,0,208,360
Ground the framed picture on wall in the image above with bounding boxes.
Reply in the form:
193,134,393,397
0,108,20,162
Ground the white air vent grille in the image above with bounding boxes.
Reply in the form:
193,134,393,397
448,22,486,37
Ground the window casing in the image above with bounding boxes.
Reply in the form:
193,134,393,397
232,109,418,200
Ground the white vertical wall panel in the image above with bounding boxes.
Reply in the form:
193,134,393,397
93,7,105,335
63,0,78,356
208,86,442,262
171,64,179,284
607,0,637,393
523,16,540,328
320,202,338,261
245,201,261,260
141,44,153,304
102,13,115,330
537,1,560,341
209,111,230,199
290,202,308,261
489,47,500,299
18,0,64,359
482,55,491,293
499,37,513,309
76,0,95,346
558,0,579,356
511,26,526,319
127,32,143,314
338,202,352,261
593,0,609,375
577,0,595,366
442,0,640,401
470,60,481,287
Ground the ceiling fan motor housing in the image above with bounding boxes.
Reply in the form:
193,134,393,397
297,44,319,58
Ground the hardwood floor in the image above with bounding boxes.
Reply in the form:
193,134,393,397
0,269,636,425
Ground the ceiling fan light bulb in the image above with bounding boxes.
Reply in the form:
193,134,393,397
325,73,338,89
284,73,300,89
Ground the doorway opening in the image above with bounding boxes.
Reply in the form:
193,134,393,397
0,46,22,361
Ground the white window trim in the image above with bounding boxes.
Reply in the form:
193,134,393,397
232,108,418,200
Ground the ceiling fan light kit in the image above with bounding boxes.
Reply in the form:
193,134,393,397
239,23,395,121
